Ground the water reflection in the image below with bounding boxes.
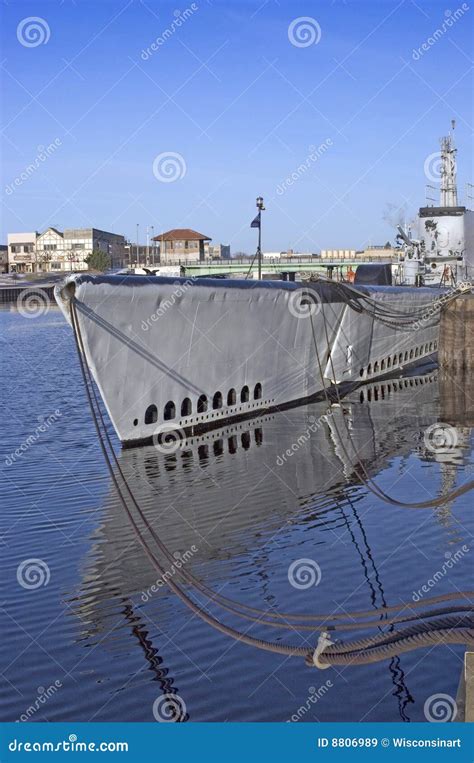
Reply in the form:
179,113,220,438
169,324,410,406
71,370,472,721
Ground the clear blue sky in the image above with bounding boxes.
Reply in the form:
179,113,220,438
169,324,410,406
1,0,472,253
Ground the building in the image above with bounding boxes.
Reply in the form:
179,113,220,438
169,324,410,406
320,249,356,259
7,227,126,273
0,245,8,273
7,232,37,273
153,228,212,262
357,245,397,259
206,243,231,259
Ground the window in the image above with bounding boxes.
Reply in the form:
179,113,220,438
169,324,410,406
164,401,175,420
144,404,158,425
72,243,85,250
197,394,207,413
213,391,223,409
181,398,192,417
185,241,189,249
254,383,262,400
241,385,249,403
44,244,57,251
227,388,236,406
10,245,19,253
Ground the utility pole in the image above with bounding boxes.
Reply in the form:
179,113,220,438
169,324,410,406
136,224,140,267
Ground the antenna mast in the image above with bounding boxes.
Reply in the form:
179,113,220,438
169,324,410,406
439,119,458,207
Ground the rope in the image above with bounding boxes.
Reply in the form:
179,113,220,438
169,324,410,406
308,292,474,508
69,297,474,667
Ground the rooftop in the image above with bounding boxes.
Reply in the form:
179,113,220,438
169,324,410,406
152,228,211,242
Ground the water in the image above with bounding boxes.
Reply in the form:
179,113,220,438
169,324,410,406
1,306,473,723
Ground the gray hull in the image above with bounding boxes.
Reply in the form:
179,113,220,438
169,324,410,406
56,275,441,445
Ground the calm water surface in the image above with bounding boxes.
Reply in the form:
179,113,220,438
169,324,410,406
1,307,473,722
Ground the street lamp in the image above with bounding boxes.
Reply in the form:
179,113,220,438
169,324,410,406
253,195,265,280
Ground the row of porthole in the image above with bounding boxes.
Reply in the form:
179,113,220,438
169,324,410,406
359,374,435,403
140,383,264,426
359,341,437,378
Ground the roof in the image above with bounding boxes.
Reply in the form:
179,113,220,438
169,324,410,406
152,228,211,242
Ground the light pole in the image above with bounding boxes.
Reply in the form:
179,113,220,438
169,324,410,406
255,196,265,280
150,225,155,265
136,224,139,268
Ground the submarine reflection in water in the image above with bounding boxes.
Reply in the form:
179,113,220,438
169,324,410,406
71,370,472,720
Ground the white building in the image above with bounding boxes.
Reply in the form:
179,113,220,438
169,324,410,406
7,227,126,273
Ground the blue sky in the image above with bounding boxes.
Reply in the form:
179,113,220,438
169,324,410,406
1,0,473,253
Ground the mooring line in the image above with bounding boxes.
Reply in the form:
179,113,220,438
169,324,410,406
70,297,474,666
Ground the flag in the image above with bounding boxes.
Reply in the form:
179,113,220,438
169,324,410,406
250,212,261,229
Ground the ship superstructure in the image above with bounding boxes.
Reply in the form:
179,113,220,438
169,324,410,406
398,122,474,285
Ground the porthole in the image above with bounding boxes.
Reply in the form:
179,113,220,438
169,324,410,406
133,418,138,426
227,388,236,406
367,363,372,375
241,385,250,403
374,361,379,373
399,353,403,364
241,432,251,450
254,383,262,400
164,401,175,420
197,394,208,413
181,397,192,417
381,360,385,370
213,391,223,409
145,404,158,424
